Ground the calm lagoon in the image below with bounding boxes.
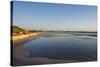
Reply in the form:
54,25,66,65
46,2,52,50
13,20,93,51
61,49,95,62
22,32,97,61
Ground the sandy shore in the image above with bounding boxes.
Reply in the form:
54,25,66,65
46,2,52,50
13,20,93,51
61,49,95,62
12,33,39,41
11,32,41,47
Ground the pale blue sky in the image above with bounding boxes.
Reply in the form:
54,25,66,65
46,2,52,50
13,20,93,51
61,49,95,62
12,1,97,31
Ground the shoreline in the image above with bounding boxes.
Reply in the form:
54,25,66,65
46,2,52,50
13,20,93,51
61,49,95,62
12,33,40,41
12,32,97,66
12,32,41,46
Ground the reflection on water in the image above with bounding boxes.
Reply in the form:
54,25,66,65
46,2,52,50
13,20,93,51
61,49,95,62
23,32,97,61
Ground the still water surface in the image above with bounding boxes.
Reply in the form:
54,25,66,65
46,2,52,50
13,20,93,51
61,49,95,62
23,33,97,61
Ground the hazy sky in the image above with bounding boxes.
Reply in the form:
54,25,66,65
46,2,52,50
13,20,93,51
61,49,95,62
12,1,97,31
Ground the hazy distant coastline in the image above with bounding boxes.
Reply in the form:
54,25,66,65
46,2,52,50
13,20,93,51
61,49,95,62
11,26,97,45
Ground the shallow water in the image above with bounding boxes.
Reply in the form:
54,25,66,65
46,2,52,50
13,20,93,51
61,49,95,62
22,33,97,61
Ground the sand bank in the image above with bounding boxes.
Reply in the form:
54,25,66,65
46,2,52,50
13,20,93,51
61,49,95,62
12,33,40,42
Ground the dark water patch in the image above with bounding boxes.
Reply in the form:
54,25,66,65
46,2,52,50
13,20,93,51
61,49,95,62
22,33,97,61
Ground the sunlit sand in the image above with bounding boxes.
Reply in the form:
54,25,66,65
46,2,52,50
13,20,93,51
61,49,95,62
12,33,40,41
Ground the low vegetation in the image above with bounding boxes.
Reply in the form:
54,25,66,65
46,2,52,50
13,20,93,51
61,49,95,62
12,26,42,36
